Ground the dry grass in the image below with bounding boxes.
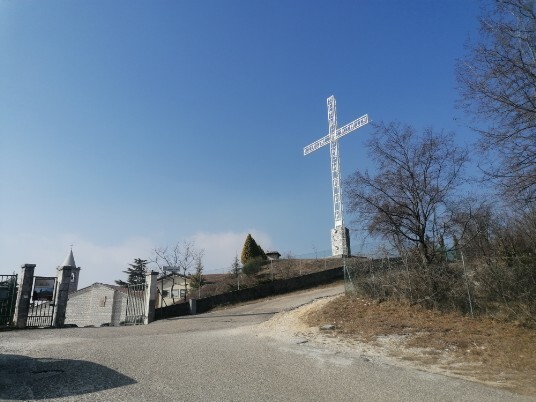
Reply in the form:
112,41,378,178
304,295,536,396
200,258,343,298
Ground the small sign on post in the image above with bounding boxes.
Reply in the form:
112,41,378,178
162,266,180,273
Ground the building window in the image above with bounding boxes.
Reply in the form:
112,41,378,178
170,289,187,298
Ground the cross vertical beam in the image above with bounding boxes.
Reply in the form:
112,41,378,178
304,95,369,256
327,96,344,227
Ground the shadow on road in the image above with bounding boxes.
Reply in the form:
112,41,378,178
0,354,136,400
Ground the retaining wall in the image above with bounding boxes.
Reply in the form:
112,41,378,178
155,266,343,320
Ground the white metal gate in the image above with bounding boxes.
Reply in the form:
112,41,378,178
124,283,146,325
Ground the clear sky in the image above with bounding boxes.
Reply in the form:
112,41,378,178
1,0,482,288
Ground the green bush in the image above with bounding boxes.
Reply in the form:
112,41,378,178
242,257,266,276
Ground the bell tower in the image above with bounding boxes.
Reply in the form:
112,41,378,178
57,248,81,293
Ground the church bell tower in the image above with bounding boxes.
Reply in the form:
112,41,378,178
57,248,81,293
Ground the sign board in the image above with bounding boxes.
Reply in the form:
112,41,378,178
163,266,181,273
33,277,56,301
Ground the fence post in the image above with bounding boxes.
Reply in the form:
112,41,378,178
13,264,36,329
461,251,474,317
144,271,158,324
53,266,72,327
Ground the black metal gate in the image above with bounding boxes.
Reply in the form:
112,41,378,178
124,283,146,325
0,274,18,327
27,277,57,328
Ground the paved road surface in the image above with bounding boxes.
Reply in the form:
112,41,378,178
0,284,532,401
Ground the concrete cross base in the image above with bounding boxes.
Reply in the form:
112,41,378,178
331,226,351,257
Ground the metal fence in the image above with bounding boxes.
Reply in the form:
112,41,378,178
0,274,18,327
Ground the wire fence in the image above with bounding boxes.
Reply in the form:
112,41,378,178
342,249,536,327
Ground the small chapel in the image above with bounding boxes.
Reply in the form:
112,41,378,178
60,248,130,327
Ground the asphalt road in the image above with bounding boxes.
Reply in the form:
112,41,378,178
0,284,532,401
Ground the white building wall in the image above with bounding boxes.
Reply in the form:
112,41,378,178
65,284,126,327
157,276,190,307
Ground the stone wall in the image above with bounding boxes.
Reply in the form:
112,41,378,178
155,266,343,320
65,284,127,327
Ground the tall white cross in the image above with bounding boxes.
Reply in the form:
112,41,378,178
304,95,369,256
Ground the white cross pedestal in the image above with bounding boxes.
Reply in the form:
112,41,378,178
331,226,351,257
304,96,369,257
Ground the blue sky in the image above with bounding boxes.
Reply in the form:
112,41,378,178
1,0,482,288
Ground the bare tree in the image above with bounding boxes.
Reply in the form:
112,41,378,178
457,0,536,205
190,257,205,299
345,122,469,265
280,251,295,278
453,203,536,325
451,200,497,260
153,240,204,302
312,244,318,260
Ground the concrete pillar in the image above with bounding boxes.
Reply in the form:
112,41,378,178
53,266,72,327
144,271,158,325
13,264,36,329
189,298,197,315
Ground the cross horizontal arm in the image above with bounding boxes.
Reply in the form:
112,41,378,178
335,114,369,141
303,114,369,156
304,134,331,156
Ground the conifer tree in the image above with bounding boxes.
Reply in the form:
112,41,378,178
230,254,241,289
230,254,241,277
190,257,206,290
115,258,148,286
240,234,267,264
